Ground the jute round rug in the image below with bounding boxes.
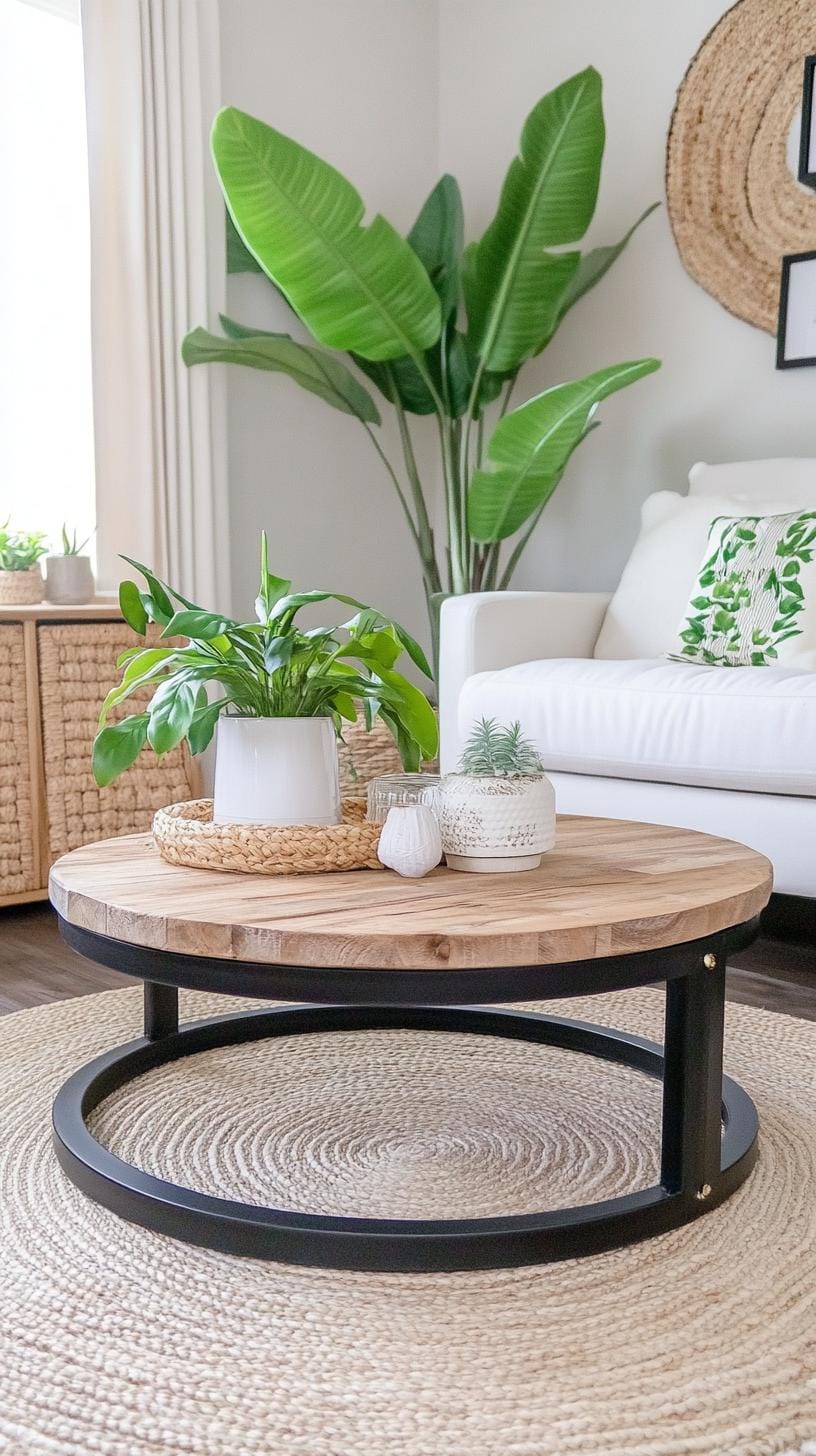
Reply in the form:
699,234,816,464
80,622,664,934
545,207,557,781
1,984,815,1456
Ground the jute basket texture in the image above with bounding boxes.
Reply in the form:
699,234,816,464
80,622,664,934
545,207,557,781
0,984,814,1455
666,0,816,333
38,623,194,861
0,565,43,605
154,796,383,874
0,625,38,895
338,713,412,794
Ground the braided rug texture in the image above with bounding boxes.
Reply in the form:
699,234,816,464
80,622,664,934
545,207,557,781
666,0,816,333
0,984,814,1456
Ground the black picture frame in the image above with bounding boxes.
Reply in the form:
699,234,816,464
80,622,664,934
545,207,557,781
799,54,816,189
776,250,816,370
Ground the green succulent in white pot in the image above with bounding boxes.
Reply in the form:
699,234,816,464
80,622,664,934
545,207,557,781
434,718,555,873
93,534,438,827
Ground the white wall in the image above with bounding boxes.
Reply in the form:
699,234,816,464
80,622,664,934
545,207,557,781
218,0,439,642
439,0,815,593
218,0,815,633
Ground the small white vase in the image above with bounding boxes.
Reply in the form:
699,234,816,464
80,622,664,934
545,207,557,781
434,772,556,873
213,716,341,826
45,555,95,605
377,804,442,878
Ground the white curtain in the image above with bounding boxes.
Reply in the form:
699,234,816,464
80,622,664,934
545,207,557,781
81,0,229,607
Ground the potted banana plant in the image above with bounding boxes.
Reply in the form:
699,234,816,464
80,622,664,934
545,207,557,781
183,66,660,668
93,536,438,826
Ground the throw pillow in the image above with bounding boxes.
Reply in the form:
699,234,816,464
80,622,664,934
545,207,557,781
593,491,797,660
670,511,816,667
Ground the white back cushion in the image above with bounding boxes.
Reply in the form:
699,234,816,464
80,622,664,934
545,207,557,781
594,490,797,659
689,458,816,506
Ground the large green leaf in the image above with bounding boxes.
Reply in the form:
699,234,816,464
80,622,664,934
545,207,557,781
182,319,380,424
535,202,661,353
211,107,441,362
467,359,660,542
226,208,262,273
465,67,605,373
352,353,435,415
407,174,464,320
92,714,149,788
350,176,465,415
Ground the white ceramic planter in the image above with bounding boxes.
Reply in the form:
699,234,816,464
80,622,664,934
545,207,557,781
0,566,43,605
434,772,556,872
45,555,95,605
212,716,341,826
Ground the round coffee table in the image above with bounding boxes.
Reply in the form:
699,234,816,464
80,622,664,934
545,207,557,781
49,815,772,1272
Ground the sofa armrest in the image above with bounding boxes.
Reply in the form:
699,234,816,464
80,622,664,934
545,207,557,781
438,590,611,771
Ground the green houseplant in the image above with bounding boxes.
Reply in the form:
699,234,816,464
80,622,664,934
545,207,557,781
435,717,555,873
183,66,660,657
0,524,48,605
45,523,96,606
93,536,438,826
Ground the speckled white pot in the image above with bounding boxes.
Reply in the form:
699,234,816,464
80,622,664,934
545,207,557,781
434,772,556,873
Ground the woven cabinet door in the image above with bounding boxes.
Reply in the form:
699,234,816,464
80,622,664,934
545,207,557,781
0,625,39,895
38,623,195,862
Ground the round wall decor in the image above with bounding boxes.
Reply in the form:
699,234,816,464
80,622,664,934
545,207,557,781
666,0,816,333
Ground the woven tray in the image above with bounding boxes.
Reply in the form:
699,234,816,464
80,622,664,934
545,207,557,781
153,798,383,875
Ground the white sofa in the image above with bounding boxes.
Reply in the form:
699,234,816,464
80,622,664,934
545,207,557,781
440,459,816,902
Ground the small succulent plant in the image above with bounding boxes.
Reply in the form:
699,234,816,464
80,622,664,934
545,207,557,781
0,523,48,572
459,717,544,777
59,523,94,556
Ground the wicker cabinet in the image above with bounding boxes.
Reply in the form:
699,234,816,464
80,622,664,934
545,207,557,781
0,602,198,908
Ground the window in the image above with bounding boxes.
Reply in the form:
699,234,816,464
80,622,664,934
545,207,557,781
0,0,95,556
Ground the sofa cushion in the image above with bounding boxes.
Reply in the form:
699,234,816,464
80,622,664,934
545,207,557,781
457,657,816,796
689,458,816,507
594,491,798,660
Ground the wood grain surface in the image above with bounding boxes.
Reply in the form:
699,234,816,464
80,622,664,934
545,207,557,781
48,816,773,971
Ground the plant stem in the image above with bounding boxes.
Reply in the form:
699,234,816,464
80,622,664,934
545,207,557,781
387,373,443,596
498,505,545,589
359,420,419,547
411,356,468,595
500,372,518,417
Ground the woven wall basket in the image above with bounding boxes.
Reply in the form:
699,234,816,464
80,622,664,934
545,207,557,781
666,0,816,333
153,798,383,875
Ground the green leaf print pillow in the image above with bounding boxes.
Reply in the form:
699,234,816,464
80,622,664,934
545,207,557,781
669,511,816,667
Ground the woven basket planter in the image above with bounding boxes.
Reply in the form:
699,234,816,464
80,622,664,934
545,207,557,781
0,567,43,606
337,713,439,797
153,798,383,875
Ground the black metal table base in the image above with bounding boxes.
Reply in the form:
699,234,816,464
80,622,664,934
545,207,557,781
52,920,760,1273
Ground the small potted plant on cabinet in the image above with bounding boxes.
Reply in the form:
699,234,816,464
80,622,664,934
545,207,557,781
435,717,555,872
45,525,95,605
0,525,48,605
93,534,438,827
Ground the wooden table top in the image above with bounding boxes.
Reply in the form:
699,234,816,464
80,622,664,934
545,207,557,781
48,816,773,972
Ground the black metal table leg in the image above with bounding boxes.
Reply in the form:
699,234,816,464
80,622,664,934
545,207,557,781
52,922,760,1271
661,942,727,1200
144,982,179,1041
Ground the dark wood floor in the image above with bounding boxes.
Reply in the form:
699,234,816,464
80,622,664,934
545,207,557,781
1,903,815,1020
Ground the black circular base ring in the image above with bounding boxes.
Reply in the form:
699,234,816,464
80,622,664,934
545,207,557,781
52,1003,759,1273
